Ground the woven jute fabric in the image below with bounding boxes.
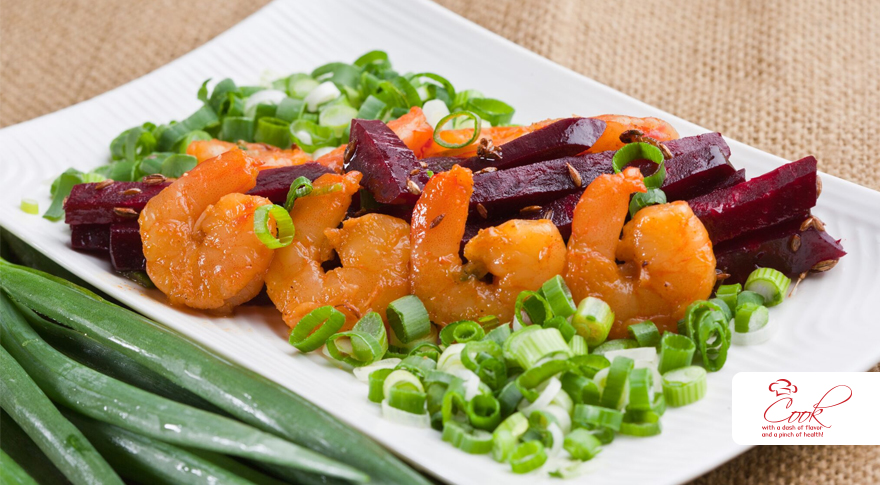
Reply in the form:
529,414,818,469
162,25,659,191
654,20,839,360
1,0,878,483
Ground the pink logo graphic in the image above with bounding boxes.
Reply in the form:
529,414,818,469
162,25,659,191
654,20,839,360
769,379,798,397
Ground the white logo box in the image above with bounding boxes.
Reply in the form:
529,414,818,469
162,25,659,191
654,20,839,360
732,372,880,445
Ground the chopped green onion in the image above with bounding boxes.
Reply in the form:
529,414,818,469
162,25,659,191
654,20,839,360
466,98,515,126
176,130,212,154
492,412,528,462
352,358,400,383
626,367,654,411
662,365,707,407
542,316,576,342
482,324,511,347
509,441,547,474
571,297,615,347
368,368,394,403
467,394,501,430
387,383,427,414
395,355,437,381
461,340,504,372
275,97,306,122
288,305,345,352
437,343,466,374
652,393,667,417
289,119,337,153
496,380,525,418
563,428,603,460
254,117,292,148
657,332,696,374
432,111,481,149
354,50,390,68
611,142,666,189
408,342,442,361
319,104,358,136
253,204,294,249
516,359,572,402
386,295,431,344
572,404,623,431
697,310,730,372
569,335,588,356
736,290,765,309
442,421,493,454
440,320,485,346
619,417,662,437
516,291,552,327
357,95,387,120
591,338,638,355
600,356,634,410
561,372,601,405
715,283,742,311
629,188,667,217
503,327,571,370
160,154,198,178
325,312,388,367
734,304,769,334
381,400,431,428
745,268,791,307
383,369,424,396
20,198,39,215
679,299,732,341
708,297,734,321
283,176,314,212
43,171,81,221
304,81,342,112
219,116,255,142
540,275,577,318
157,105,219,151
627,321,661,348
569,354,610,379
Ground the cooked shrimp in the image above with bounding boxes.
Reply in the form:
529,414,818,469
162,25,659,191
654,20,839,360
563,167,716,338
187,139,313,170
265,172,411,331
587,115,679,153
411,165,566,325
139,148,276,312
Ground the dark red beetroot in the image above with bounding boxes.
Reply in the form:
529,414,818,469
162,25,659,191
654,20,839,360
470,152,614,217
64,181,170,225
665,132,731,159
460,118,606,172
715,168,746,191
71,224,110,251
468,133,735,218
714,216,846,284
246,163,335,204
109,222,146,271
689,156,818,244
345,119,423,204
643,145,735,201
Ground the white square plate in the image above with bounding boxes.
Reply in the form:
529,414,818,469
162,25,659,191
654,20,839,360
2,1,879,483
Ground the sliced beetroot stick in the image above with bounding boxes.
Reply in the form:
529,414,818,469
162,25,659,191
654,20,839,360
109,222,146,272
688,156,818,244
345,119,423,204
714,216,846,284
70,224,110,251
470,152,614,217
650,144,735,201
664,132,730,159
460,118,605,172
64,181,170,225
246,163,335,204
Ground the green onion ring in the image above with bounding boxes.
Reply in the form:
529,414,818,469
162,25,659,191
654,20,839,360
288,305,345,352
612,142,667,189
432,111,482,149
253,204,295,249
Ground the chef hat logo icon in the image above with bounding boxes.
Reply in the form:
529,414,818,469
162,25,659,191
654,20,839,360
769,379,798,397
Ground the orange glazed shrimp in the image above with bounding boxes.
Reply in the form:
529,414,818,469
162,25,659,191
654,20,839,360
187,139,313,170
563,167,716,339
587,115,679,153
265,172,411,331
411,165,567,326
139,148,275,312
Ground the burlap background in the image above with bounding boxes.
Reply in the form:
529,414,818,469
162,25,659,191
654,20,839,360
1,0,878,483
